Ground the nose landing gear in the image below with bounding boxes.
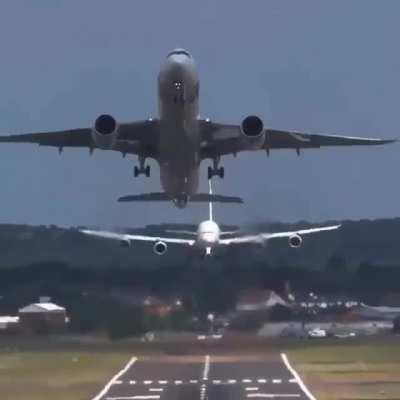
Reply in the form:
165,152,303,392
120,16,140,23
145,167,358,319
207,157,224,179
133,157,151,178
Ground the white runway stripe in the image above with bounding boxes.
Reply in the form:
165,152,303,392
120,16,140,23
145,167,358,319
203,355,210,380
257,379,267,383
106,396,160,400
91,356,137,400
272,379,282,384
149,388,163,392
247,394,300,398
245,387,259,391
158,380,168,385
243,379,252,383
281,353,317,400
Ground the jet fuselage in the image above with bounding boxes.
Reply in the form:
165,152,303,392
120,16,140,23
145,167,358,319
157,49,200,207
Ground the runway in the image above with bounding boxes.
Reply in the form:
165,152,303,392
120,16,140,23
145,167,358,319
92,353,315,400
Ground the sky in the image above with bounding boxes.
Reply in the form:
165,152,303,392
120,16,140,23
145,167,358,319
0,0,398,228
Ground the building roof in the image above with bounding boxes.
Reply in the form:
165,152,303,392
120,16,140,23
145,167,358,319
19,302,65,313
0,316,19,324
236,289,287,311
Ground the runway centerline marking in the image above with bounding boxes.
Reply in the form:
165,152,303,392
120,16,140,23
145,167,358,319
247,394,301,398
272,379,282,384
174,380,183,385
144,380,152,385
243,379,252,383
202,354,210,381
91,356,137,400
149,388,163,392
258,379,267,383
246,387,259,391
281,353,317,400
158,380,168,385
106,396,160,400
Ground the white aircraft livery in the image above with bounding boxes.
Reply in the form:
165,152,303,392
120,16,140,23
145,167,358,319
0,48,395,208
81,180,341,258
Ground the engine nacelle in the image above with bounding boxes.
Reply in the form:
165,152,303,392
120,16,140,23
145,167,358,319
240,115,265,149
91,114,119,149
153,240,168,255
289,234,303,248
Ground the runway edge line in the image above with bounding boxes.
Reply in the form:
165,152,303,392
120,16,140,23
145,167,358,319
91,356,137,400
280,353,317,400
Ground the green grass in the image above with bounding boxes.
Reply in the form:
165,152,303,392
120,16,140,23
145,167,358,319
0,350,131,400
287,337,400,400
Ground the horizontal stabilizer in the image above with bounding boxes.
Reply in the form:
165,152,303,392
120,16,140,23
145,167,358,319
118,193,243,204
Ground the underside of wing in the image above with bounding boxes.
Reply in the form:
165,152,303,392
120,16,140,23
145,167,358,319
219,224,341,245
200,119,396,159
0,118,160,157
80,229,195,245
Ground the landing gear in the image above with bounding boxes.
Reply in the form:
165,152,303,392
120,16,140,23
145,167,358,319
207,157,224,179
133,157,150,178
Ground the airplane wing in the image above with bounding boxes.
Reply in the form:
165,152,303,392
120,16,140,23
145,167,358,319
200,120,396,159
219,224,341,245
80,229,195,246
0,120,159,157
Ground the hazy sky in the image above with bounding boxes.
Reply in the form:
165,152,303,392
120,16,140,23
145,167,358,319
0,0,398,228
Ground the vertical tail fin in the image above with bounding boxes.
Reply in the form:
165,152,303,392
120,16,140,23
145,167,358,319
208,179,213,221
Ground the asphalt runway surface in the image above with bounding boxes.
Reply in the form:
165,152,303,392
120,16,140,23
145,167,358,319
92,353,314,400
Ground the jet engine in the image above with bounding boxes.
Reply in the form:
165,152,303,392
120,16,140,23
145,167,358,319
91,114,119,149
240,115,265,149
288,234,303,248
153,241,168,255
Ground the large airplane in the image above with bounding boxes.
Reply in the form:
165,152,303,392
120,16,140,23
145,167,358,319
0,48,395,208
81,180,341,258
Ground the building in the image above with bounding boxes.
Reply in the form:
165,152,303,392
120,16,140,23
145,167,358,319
0,316,19,334
18,302,68,334
236,289,287,312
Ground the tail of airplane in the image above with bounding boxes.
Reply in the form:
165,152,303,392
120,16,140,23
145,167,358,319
118,192,243,204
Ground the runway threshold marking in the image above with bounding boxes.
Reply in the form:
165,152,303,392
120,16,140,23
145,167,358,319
281,353,317,400
91,356,137,400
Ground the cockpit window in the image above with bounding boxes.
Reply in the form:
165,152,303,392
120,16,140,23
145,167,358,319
167,49,191,58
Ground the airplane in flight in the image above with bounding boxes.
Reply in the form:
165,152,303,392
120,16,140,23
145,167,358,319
0,48,395,208
81,180,341,258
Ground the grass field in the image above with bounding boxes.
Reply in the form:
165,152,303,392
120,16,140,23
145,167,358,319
288,337,400,400
0,350,131,400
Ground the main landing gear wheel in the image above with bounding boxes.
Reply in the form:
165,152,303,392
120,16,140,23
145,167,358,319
208,166,225,180
133,157,151,178
133,165,151,177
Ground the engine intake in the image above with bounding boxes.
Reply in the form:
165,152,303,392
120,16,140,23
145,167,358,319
289,234,302,248
153,240,167,255
240,115,265,149
92,114,119,149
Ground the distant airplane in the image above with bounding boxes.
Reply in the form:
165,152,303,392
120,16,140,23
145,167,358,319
81,180,341,258
0,48,395,208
